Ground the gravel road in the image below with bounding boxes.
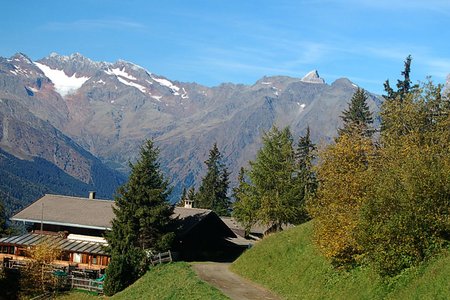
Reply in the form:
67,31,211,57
192,262,280,300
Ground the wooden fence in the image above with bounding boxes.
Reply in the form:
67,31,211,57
70,276,104,293
150,250,173,266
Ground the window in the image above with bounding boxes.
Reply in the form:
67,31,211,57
73,253,82,263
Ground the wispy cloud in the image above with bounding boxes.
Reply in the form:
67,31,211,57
42,19,146,31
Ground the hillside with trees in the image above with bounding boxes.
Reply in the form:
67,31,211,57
307,56,450,276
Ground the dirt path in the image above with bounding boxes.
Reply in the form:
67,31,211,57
192,262,280,300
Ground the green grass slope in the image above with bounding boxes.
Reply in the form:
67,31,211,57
231,221,450,300
57,262,228,300
112,262,228,300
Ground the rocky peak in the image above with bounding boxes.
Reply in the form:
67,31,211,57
39,52,106,77
301,70,325,84
12,52,33,64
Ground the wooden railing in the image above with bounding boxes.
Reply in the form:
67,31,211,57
70,276,104,293
2,259,28,269
150,250,173,266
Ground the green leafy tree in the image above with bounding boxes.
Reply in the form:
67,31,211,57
196,143,231,216
307,132,376,265
307,89,376,265
20,242,61,297
358,81,450,276
338,88,374,138
104,139,174,296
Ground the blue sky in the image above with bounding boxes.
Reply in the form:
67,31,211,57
1,0,449,94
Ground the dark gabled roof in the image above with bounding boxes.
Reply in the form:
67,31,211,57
172,207,212,236
11,194,214,232
0,233,107,255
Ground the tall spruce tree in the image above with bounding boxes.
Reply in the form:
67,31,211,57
338,88,374,138
382,55,419,137
295,126,318,201
104,139,174,296
196,143,231,216
383,55,417,102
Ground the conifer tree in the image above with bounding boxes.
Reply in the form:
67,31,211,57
383,55,417,102
295,126,318,199
235,126,308,232
196,143,231,216
233,167,259,236
104,139,174,296
338,88,374,138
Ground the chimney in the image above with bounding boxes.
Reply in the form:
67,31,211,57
184,199,193,209
89,191,96,200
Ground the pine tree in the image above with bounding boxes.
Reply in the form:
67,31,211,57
295,126,318,201
383,55,417,102
104,139,174,296
338,88,374,138
196,143,231,216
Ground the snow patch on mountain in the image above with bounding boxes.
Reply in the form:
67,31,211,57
117,77,146,94
181,87,189,99
151,75,180,94
34,62,90,96
301,70,325,84
105,67,136,80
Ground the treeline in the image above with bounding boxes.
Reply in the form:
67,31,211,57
308,56,450,276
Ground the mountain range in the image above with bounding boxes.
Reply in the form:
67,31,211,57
0,52,412,212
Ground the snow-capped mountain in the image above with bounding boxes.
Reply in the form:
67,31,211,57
0,52,382,205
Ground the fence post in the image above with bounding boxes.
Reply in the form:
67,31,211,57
168,250,172,262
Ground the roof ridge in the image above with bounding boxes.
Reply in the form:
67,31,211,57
45,193,113,202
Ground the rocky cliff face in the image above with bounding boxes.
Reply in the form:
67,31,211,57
0,54,125,211
0,52,383,199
